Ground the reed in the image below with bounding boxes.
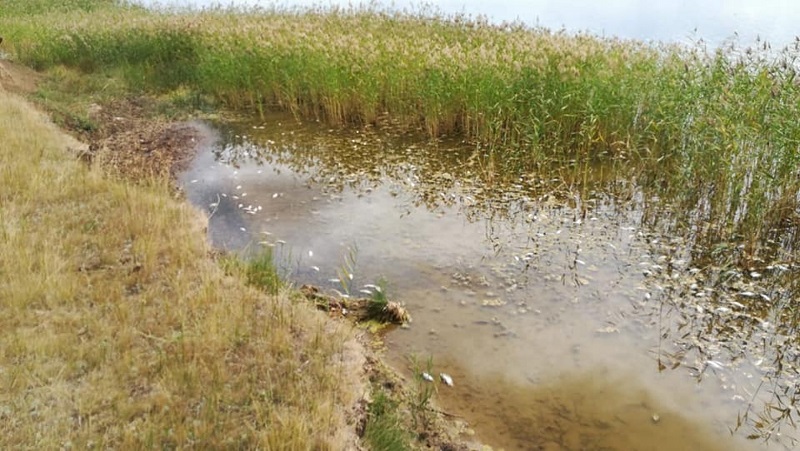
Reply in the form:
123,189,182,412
3,0,800,253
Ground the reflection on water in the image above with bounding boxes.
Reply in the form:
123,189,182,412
181,113,796,450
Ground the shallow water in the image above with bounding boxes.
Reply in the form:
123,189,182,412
181,113,799,449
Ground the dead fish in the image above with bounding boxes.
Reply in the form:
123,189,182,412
421,372,434,383
440,373,454,387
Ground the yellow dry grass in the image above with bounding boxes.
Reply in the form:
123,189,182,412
0,90,365,449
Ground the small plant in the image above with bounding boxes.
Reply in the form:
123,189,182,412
363,390,411,451
408,354,437,429
219,249,281,295
245,249,281,295
366,278,411,324
334,243,358,296
366,277,389,318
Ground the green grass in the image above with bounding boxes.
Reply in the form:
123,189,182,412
219,249,282,295
364,391,412,451
2,0,800,257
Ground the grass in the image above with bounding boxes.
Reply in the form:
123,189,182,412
2,1,799,258
0,89,364,448
363,391,411,451
219,249,282,295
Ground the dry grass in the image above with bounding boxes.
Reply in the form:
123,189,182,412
0,90,365,449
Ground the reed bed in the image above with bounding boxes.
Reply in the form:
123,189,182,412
3,0,800,254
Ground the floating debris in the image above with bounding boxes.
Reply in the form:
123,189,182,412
595,326,619,334
481,298,507,307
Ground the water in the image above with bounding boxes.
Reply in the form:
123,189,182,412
181,114,797,450
136,0,800,47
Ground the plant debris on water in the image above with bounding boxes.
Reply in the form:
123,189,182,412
191,115,800,448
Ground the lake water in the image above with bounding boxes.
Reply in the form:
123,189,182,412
136,0,800,47
181,114,797,450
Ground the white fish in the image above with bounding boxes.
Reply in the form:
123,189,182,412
421,372,434,383
308,250,314,257
440,373,454,387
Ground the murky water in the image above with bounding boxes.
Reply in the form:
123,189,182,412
181,114,798,450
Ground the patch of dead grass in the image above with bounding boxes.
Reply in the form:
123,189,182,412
0,90,366,449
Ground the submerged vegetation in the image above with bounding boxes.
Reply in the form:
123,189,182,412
2,0,800,257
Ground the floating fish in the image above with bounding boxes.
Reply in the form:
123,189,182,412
440,373,454,387
421,372,434,383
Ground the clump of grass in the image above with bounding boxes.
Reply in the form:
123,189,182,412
0,90,363,448
363,391,411,451
335,243,358,296
365,278,410,324
408,355,437,429
220,249,282,295
367,278,389,318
